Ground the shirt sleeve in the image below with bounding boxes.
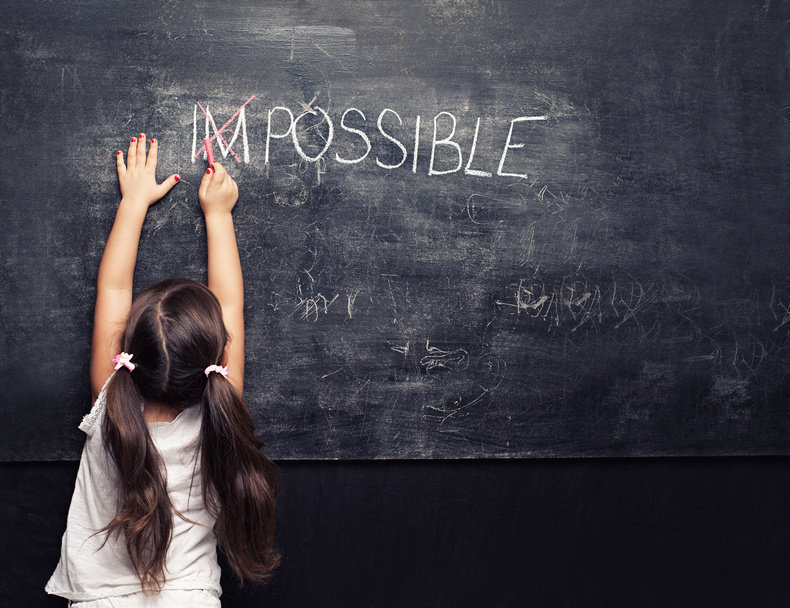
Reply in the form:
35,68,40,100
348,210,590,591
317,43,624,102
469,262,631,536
78,374,112,436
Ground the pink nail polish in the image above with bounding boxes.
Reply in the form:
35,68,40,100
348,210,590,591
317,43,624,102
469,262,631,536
206,168,212,175
174,175,180,182
139,133,145,138
116,150,122,156
151,138,157,144
131,137,136,142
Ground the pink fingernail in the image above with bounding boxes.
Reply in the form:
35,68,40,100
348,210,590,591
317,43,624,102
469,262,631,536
206,168,212,174
116,150,122,156
151,138,157,144
174,175,180,182
131,137,136,142
139,133,145,138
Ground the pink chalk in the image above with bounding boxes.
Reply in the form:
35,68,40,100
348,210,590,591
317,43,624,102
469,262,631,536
204,137,215,166
193,95,255,163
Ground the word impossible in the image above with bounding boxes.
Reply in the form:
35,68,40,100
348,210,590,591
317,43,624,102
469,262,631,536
192,96,547,179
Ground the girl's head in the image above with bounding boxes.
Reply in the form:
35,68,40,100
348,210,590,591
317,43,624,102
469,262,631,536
103,279,278,592
121,278,227,409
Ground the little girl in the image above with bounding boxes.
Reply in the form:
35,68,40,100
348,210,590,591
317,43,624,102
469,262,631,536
45,134,279,606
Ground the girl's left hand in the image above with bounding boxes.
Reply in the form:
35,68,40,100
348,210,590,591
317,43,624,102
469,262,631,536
116,133,180,207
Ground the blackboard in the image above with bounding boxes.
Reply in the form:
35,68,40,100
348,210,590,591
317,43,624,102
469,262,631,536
1,0,788,460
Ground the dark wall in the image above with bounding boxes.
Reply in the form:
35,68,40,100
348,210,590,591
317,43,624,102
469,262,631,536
2,0,790,460
5,459,790,607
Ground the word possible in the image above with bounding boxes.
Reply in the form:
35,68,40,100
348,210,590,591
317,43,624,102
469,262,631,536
192,96,547,178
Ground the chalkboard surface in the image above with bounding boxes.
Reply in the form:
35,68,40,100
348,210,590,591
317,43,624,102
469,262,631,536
1,1,788,460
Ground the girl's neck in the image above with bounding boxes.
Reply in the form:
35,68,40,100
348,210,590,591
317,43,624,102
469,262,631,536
143,401,181,423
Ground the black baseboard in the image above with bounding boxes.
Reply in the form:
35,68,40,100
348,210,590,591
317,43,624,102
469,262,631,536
3,458,790,607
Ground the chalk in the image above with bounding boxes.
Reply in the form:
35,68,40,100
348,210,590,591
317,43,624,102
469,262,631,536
204,137,215,166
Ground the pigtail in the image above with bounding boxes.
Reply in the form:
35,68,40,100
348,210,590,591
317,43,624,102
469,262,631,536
102,367,173,594
201,373,280,583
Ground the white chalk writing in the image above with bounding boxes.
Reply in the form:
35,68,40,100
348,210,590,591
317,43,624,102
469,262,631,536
191,97,547,178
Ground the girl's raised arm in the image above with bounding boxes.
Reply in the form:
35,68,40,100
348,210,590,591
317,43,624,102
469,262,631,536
198,162,244,393
90,134,180,400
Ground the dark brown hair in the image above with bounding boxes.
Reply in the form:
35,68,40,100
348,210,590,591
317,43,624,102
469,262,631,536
101,278,278,592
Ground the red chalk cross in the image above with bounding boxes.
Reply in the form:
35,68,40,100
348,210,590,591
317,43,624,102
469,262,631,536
194,95,255,164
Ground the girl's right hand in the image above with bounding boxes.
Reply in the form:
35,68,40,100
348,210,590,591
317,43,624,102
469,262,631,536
199,162,239,216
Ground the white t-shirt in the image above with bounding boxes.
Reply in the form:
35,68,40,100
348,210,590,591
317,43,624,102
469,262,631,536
45,382,222,602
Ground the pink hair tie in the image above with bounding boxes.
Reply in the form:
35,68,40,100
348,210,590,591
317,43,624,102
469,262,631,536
112,352,136,372
204,364,229,378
